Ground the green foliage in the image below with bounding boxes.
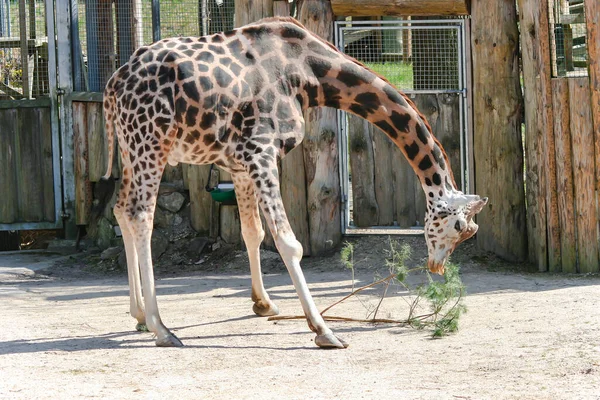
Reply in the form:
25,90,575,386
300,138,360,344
385,238,410,283
340,241,355,290
418,263,467,337
339,239,467,338
363,62,414,90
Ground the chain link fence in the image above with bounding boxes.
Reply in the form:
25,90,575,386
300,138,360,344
549,0,588,77
75,0,235,92
0,0,49,99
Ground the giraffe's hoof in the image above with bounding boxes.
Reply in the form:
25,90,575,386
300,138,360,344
155,332,184,347
135,323,149,332
252,301,280,317
315,333,349,349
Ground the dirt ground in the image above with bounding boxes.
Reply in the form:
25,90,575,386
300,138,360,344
1,235,600,399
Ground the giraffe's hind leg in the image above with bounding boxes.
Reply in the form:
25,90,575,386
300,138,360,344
248,158,347,349
124,168,182,347
113,167,147,331
231,172,279,317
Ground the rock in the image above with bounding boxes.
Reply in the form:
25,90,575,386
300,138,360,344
172,214,183,226
154,207,170,229
157,192,185,213
101,246,122,261
118,250,127,270
46,239,78,255
117,230,169,268
151,230,169,261
186,237,209,259
96,217,116,250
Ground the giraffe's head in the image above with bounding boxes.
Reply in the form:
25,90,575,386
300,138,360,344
424,194,488,275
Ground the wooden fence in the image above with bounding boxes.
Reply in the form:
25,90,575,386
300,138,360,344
65,0,600,273
519,0,600,273
0,100,55,225
349,93,463,228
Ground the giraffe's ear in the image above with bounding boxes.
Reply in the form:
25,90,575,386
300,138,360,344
466,197,488,219
449,194,481,208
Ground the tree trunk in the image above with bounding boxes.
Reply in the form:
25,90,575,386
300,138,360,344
299,0,341,254
471,0,527,262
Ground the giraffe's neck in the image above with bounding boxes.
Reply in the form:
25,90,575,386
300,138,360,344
296,38,458,202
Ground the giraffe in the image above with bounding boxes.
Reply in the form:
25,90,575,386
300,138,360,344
102,16,487,349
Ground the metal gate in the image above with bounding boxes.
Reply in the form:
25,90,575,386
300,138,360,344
334,19,470,234
0,0,69,233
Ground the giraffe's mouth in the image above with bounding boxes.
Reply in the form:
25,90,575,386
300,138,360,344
428,256,449,275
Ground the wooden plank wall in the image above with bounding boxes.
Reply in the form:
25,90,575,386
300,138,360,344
518,0,600,273
349,93,462,229
0,106,55,224
540,77,600,273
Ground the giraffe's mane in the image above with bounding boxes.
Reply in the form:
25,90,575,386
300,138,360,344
251,17,456,187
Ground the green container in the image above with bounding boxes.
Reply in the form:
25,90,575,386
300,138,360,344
210,188,236,204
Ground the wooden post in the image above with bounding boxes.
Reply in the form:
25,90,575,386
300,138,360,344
73,102,91,225
552,78,577,273
273,0,289,16
584,0,600,199
188,165,212,234
299,0,341,254
56,0,77,238
568,78,599,273
234,0,273,27
18,0,29,98
86,102,107,182
471,0,527,262
517,0,560,271
115,0,143,66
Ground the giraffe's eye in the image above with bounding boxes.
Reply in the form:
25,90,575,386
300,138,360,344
454,220,463,232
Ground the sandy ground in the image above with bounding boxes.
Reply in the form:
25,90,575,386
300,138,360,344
1,237,600,400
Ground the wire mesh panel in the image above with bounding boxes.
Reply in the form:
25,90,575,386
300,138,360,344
338,19,462,92
75,0,235,92
335,19,468,232
549,0,588,77
0,0,49,99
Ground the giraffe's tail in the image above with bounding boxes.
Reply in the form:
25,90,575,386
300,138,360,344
102,88,117,180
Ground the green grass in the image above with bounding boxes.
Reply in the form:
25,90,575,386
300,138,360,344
364,61,414,90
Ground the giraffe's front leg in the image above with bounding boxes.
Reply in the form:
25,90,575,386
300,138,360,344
231,172,279,317
249,160,347,348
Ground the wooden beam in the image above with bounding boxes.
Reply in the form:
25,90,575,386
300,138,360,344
518,0,560,271
73,102,91,225
331,0,470,17
299,0,342,254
